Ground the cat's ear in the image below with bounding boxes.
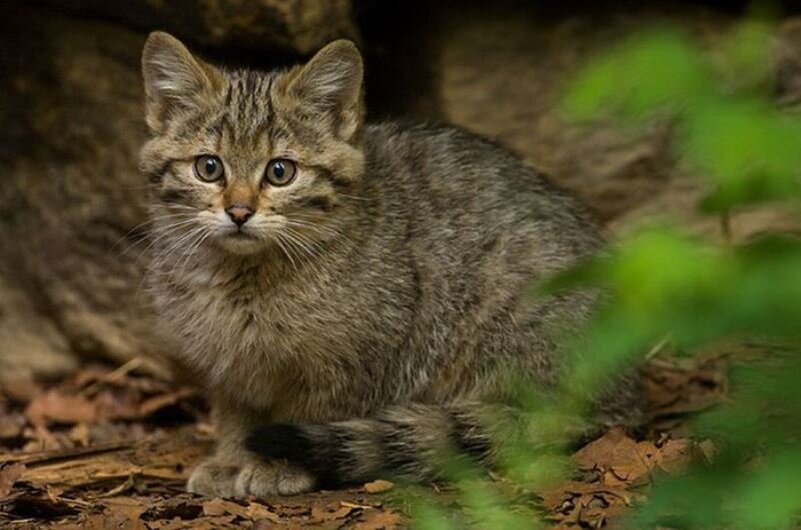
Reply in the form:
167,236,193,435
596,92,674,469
287,40,364,140
141,31,222,132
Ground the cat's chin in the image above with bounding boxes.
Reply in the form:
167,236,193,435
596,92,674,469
213,233,268,256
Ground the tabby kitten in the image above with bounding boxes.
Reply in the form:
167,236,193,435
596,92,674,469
140,31,641,498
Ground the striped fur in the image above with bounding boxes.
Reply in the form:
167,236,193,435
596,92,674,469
246,403,499,487
139,32,643,498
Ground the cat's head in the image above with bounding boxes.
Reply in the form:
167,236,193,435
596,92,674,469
139,32,364,258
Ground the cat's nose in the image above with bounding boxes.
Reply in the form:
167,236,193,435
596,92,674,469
225,204,254,227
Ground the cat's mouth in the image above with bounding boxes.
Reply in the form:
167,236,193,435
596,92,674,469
228,231,255,239
213,227,267,255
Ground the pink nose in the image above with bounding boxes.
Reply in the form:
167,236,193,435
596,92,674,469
225,204,254,226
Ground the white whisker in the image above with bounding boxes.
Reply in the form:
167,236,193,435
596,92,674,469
271,232,299,272
117,215,198,257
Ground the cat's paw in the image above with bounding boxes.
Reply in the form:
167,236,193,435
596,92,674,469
187,457,315,498
186,458,241,498
234,460,316,497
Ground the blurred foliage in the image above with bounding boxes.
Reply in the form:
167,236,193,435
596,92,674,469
563,22,801,213
409,13,801,530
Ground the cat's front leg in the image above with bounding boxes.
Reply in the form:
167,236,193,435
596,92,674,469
188,455,315,498
187,397,315,498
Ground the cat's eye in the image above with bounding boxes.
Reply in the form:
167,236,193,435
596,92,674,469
263,159,297,187
193,155,225,182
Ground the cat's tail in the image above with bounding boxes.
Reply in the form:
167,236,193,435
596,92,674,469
245,402,574,487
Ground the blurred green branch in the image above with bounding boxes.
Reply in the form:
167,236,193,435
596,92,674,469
411,15,801,530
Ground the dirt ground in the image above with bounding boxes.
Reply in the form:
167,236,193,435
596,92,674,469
0,351,727,529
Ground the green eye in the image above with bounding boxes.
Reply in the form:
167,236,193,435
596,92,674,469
193,155,224,182
263,159,297,187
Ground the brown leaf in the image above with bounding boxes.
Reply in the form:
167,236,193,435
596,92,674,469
23,424,65,452
540,480,638,527
25,389,97,425
138,387,195,417
246,501,282,522
647,438,693,475
363,479,394,494
644,358,726,416
352,509,404,530
1,375,41,403
100,496,147,521
573,427,696,489
0,462,25,501
0,411,25,439
201,497,228,517
310,500,356,523
92,389,140,421
142,499,203,521
68,422,91,447
81,512,147,530
572,428,651,486
202,497,249,518
254,519,280,530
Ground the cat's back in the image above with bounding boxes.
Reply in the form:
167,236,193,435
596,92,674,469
361,121,602,271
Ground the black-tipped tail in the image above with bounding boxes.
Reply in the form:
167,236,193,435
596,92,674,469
245,403,496,487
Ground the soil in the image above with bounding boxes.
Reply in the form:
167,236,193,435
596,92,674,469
0,352,727,529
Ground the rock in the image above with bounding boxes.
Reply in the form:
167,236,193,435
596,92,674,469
435,4,801,240
0,277,77,386
435,5,719,225
32,0,359,55
0,4,169,377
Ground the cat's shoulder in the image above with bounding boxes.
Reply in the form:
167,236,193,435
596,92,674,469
362,120,527,169
364,119,506,148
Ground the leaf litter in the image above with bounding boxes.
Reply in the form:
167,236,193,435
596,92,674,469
0,352,725,528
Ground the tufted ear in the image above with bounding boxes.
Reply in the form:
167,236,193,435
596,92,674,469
287,40,364,140
141,31,222,132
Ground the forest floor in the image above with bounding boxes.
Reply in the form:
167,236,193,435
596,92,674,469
0,352,727,529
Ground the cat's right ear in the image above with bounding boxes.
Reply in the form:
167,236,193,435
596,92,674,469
141,32,222,132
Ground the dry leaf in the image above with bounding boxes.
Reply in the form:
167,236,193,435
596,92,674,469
353,509,403,530
310,500,356,523
0,462,25,500
68,422,91,447
0,412,25,439
80,512,147,530
1,376,41,403
698,439,717,462
25,390,97,425
648,438,693,474
246,502,282,522
100,496,148,521
644,358,726,416
139,388,195,417
202,497,249,518
572,427,651,486
364,479,394,494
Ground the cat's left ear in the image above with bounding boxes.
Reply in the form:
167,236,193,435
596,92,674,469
287,40,364,140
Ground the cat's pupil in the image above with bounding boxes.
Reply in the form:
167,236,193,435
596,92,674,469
205,159,218,175
273,163,285,179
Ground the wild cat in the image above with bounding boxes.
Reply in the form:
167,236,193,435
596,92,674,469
139,31,641,497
